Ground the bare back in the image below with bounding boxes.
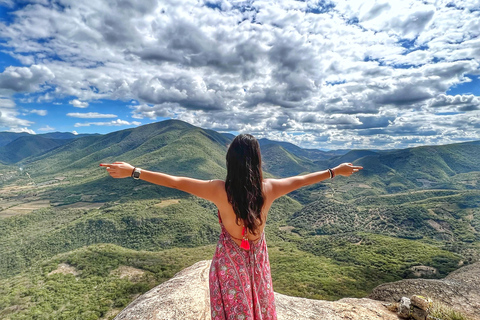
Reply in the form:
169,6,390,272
214,180,275,245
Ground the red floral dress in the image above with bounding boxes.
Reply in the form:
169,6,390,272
209,211,277,320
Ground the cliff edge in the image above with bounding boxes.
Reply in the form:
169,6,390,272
114,260,398,320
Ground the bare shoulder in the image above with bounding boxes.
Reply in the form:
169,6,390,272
262,178,275,196
210,179,227,203
211,179,225,187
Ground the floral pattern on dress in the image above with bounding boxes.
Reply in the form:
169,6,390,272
209,211,277,320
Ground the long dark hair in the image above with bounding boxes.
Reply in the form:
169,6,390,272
225,134,265,235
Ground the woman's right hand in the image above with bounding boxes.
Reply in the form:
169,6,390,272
332,163,363,177
100,162,135,178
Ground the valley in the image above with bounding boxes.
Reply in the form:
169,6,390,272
0,119,479,319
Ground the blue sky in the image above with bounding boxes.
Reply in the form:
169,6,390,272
0,0,479,149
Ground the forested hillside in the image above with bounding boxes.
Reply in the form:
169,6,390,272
0,119,478,319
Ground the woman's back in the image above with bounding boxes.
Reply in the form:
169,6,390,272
214,180,275,245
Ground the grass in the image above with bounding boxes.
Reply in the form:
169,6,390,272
429,301,475,320
389,300,475,320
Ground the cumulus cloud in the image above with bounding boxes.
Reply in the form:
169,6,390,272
0,0,479,149
67,112,118,118
69,99,89,108
74,119,141,127
428,94,480,111
7,127,35,134
0,98,34,131
0,65,54,94
29,109,48,116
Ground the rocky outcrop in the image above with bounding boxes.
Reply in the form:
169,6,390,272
114,260,398,320
369,262,480,320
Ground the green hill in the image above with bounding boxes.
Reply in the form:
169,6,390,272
0,135,70,165
0,119,479,319
0,132,30,147
287,193,480,243
261,143,318,177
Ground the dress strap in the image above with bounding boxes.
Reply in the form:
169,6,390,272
241,226,250,250
218,210,261,250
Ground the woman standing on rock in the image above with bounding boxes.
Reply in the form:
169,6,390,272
101,134,362,320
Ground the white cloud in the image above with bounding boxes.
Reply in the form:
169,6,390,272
7,127,35,134
29,109,48,116
0,97,16,108
0,0,14,9
0,98,34,130
74,119,141,127
67,112,118,118
39,125,55,131
0,0,479,149
0,65,54,94
72,130,78,135
69,99,89,108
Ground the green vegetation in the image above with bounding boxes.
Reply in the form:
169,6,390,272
0,120,479,318
0,243,216,320
429,301,475,320
0,198,221,278
286,194,480,242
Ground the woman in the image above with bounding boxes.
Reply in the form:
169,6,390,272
101,133,362,319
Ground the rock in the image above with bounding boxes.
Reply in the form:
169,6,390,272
114,260,398,320
408,265,437,278
398,297,411,318
410,295,431,311
114,260,211,320
369,262,480,320
411,307,427,320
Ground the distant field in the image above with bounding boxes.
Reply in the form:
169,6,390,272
154,199,181,208
0,200,50,218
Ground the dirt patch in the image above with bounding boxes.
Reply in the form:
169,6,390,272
356,183,372,189
427,219,451,234
80,194,95,201
48,263,80,277
0,200,50,218
279,226,295,233
155,199,180,208
56,202,104,210
110,266,145,282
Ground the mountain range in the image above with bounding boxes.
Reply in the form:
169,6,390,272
1,120,479,189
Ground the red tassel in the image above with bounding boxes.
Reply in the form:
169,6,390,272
241,226,250,250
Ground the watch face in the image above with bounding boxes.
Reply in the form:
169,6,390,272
133,169,141,179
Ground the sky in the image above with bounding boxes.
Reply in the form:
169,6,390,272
0,0,479,150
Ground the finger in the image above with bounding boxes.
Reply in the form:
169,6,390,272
354,166,363,169
99,163,111,167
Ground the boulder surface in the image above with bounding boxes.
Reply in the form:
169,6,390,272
114,260,398,320
369,262,480,320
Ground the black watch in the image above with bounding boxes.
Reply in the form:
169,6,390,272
132,167,142,180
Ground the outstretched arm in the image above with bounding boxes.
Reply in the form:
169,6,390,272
100,162,223,203
265,163,363,200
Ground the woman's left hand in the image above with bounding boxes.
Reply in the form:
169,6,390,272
100,162,135,178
